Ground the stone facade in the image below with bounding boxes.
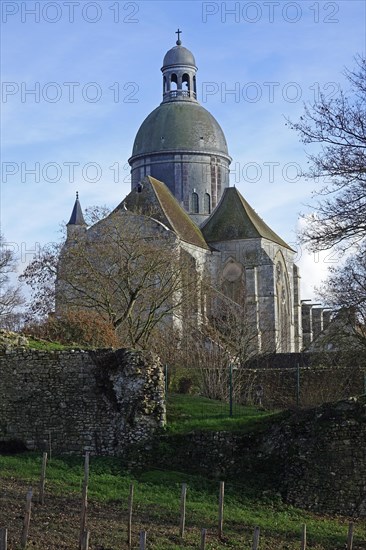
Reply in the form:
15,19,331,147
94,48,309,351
207,237,302,352
59,37,304,354
0,348,165,456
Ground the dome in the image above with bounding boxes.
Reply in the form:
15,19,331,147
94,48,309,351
131,101,229,158
163,45,196,68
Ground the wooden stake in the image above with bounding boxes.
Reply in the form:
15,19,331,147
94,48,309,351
0,528,7,550
179,483,187,538
20,488,33,549
80,530,90,550
79,452,90,549
139,530,146,549
218,481,224,538
301,524,307,550
39,452,48,505
252,526,260,550
48,430,52,461
347,522,354,550
200,528,207,550
127,482,134,548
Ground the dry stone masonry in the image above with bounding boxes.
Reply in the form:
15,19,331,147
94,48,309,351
153,396,366,517
0,348,165,456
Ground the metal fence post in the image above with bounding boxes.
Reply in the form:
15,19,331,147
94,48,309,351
165,364,168,396
229,364,233,417
296,363,300,407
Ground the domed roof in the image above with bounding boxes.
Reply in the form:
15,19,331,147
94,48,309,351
163,45,196,68
131,101,229,158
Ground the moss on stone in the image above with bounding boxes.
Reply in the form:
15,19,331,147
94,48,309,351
202,187,293,250
116,176,209,250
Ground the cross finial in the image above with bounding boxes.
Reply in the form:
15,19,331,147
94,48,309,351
176,28,182,45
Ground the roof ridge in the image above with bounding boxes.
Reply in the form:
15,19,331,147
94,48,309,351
202,186,293,251
147,176,210,250
234,189,293,250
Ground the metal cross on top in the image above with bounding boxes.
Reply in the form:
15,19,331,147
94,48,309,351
176,28,182,44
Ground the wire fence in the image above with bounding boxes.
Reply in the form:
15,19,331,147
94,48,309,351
1,453,362,550
165,363,366,415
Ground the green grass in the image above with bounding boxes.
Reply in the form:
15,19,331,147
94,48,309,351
166,392,283,433
0,452,364,549
27,338,71,351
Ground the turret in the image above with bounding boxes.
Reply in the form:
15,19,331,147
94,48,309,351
129,31,231,225
161,29,198,103
66,192,87,240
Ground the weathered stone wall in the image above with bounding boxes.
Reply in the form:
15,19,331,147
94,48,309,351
152,396,366,516
233,364,366,408
0,348,165,456
264,396,366,516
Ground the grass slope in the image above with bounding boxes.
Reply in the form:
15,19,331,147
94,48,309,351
1,395,365,548
165,392,283,433
1,453,365,549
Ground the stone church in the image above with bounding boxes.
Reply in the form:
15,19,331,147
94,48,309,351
60,35,304,354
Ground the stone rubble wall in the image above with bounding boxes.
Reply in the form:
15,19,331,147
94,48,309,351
0,348,165,456
152,396,366,517
233,364,366,408
264,396,366,516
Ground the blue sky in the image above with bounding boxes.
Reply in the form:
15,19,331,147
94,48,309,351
1,0,365,299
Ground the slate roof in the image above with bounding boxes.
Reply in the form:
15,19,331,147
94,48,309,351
163,44,196,68
130,101,230,159
201,187,294,251
67,194,86,226
114,176,210,250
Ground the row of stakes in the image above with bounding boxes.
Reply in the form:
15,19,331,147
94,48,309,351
0,452,357,549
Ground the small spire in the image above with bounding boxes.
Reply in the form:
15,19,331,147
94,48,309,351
175,28,182,45
67,192,86,226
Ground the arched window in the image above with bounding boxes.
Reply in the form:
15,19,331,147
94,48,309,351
170,73,178,90
222,258,245,304
182,73,190,93
193,75,197,94
191,192,199,213
204,193,211,214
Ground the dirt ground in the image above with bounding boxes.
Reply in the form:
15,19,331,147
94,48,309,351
1,477,365,550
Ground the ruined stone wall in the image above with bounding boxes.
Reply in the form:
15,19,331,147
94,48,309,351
152,396,366,516
233,364,366,408
0,348,165,456
264,396,366,516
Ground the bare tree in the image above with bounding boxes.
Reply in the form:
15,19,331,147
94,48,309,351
19,205,111,322
288,55,366,251
19,241,61,321
166,284,261,401
84,205,111,225
316,243,366,353
57,213,200,349
0,234,24,326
